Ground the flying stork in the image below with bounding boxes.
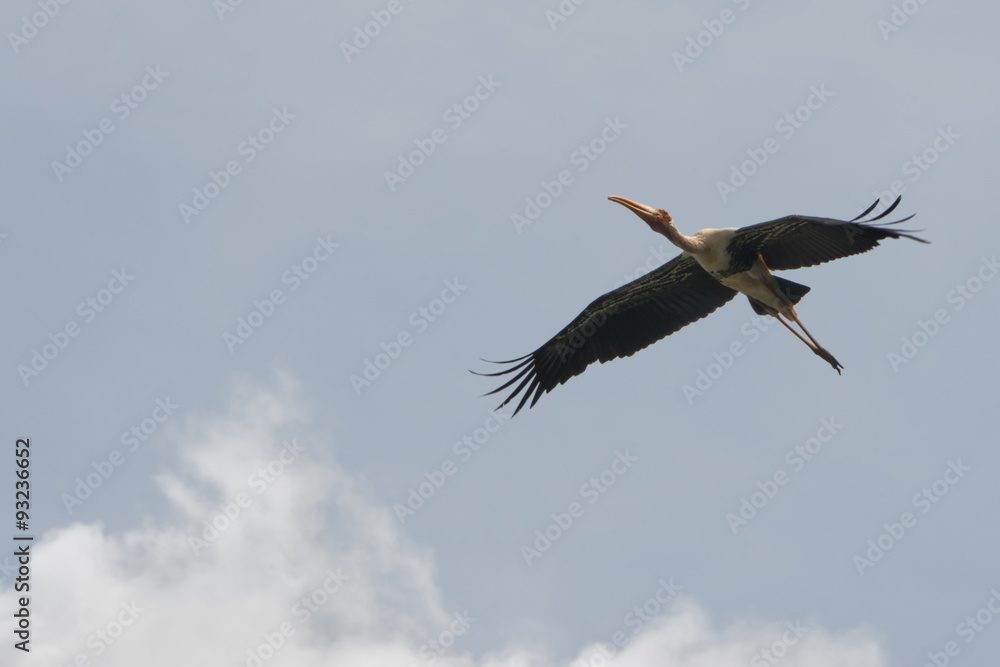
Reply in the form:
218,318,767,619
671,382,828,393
476,196,928,415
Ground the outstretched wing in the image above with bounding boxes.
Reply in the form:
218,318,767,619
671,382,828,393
475,254,737,416
728,196,928,272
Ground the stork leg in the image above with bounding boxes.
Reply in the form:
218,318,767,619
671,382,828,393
782,307,841,371
773,311,843,374
755,253,843,374
770,312,816,349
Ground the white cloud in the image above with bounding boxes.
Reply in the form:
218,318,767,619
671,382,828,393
3,374,886,667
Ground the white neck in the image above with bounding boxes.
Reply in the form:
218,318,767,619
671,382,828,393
658,219,703,254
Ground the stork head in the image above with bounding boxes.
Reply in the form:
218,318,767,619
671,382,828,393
608,196,675,238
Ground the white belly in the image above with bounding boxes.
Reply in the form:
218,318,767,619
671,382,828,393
687,228,791,314
719,271,775,303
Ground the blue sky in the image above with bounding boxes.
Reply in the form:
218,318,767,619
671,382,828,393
3,1,999,665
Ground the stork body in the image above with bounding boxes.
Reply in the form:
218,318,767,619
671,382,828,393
476,196,928,415
653,227,783,307
608,197,845,371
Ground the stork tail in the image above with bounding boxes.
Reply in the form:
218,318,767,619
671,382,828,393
747,277,811,315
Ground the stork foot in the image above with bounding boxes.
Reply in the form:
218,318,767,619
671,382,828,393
814,346,843,375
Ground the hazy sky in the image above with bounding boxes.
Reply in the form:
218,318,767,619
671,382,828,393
3,2,999,666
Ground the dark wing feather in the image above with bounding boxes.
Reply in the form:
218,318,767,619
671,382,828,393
475,254,737,415
728,196,928,272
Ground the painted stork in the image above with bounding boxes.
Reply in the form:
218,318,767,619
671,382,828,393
476,196,928,415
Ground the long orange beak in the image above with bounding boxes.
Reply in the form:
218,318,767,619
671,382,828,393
608,196,659,218
608,196,671,236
